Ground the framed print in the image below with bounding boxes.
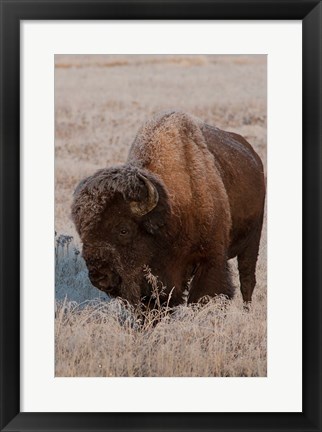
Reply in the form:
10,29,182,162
1,0,321,431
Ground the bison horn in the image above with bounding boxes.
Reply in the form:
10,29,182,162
130,174,159,216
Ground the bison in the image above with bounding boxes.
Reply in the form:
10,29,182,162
72,111,265,307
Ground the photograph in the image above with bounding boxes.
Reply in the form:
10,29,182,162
55,54,267,377
1,0,321,428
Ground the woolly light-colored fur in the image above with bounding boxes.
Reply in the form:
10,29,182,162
73,111,232,246
72,164,167,237
128,111,232,243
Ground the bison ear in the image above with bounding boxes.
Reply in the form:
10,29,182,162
143,211,166,235
141,192,171,235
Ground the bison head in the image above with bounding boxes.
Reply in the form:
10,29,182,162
71,165,172,305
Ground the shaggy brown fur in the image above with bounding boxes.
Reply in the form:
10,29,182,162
72,111,265,306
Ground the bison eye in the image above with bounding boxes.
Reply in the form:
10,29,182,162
119,228,129,236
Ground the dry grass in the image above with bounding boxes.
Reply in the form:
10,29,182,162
55,244,266,378
55,54,267,377
55,297,266,377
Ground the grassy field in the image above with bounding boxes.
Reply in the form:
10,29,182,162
55,54,267,377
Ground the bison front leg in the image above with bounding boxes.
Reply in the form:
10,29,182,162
237,220,263,305
187,261,234,304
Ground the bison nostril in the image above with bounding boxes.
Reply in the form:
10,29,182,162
87,263,122,292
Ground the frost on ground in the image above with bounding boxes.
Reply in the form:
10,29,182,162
55,54,267,377
55,293,267,377
55,233,109,302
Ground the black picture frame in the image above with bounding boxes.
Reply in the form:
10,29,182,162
1,1,321,431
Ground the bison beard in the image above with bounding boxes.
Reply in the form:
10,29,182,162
72,111,265,307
